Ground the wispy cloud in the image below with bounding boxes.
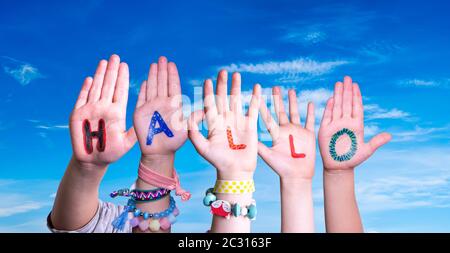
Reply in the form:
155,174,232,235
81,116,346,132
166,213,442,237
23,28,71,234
359,41,403,64
398,78,450,88
281,28,327,45
365,104,410,120
1,56,44,85
390,125,450,142
221,58,348,76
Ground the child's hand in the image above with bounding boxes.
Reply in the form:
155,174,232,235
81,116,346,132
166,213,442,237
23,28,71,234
69,55,136,167
188,71,261,180
133,57,187,158
318,76,391,171
258,87,316,180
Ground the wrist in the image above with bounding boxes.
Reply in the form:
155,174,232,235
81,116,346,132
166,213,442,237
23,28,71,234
70,156,107,176
280,177,312,195
324,167,355,176
216,170,254,181
140,153,175,177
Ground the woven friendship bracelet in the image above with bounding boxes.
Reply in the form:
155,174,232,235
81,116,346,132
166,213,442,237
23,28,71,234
213,180,255,194
110,188,171,202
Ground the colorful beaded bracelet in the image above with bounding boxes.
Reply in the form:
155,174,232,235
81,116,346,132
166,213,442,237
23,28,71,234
203,188,257,220
110,188,170,202
112,196,179,232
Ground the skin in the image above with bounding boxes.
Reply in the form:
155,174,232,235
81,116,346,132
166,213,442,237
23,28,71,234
188,71,261,233
258,87,315,233
51,54,137,230
133,56,187,233
318,76,392,233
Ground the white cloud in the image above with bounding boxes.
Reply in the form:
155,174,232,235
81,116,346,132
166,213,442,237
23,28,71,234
364,124,380,137
35,125,69,130
220,58,348,76
282,29,327,45
398,78,450,88
365,104,410,120
0,200,45,217
2,56,44,85
359,41,403,64
390,125,450,142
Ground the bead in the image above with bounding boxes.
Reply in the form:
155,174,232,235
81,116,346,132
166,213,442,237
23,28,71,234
159,217,171,230
134,209,141,217
129,217,140,227
168,213,177,224
154,213,160,219
203,193,217,206
138,219,149,231
149,219,160,232
231,203,241,217
172,207,180,217
143,212,150,220
205,188,214,195
240,207,248,216
247,204,257,220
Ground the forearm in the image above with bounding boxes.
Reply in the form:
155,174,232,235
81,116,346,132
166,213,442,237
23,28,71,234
280,177,314,233
51,156,106,230
323,169,363,232
133,153,174,233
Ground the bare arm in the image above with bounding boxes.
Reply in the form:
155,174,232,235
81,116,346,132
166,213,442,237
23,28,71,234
258,87,315,233
51,55,136,230
132,56,188,233
318,76,391,233
323,169,362,232
51,158,106,230
188,71,261,233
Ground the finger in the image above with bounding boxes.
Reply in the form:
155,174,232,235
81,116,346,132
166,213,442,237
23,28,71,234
259,95,279,139
342,76,353,118
368,132,392,154
215,69,228,115
229,72,243,115
248,84,261,124
273,86,289,125
188,110,209,155
136,81,147,108
100,54,121,102
74,77,93,109
157,56,168,97
87,59,107,103
258,142,273,165
146,63,158,101
124,127,137,152
288,89,300,125
203,79,218,128
352,83,364,120
168,62,181,97
332,81,344,120
320,97,334,127
113,62,130,110
305,102,315,132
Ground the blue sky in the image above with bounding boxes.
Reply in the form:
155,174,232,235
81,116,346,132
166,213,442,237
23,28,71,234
1,0,450,232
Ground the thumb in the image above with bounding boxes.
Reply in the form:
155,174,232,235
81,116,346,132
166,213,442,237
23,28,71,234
188,110,209,155
258,141,273,164
368,132,392,154
124,126,137,151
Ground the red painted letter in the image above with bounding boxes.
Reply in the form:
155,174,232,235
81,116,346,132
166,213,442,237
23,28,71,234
289,135,305,158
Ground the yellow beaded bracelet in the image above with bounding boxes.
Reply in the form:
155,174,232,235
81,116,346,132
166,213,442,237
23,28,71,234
213,180,255,194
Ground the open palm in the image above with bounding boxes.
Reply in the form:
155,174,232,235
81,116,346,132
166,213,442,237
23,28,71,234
258,87,316,179
188,71,261,180
70,55,136,166
133,57,187,156
318,76,391,170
